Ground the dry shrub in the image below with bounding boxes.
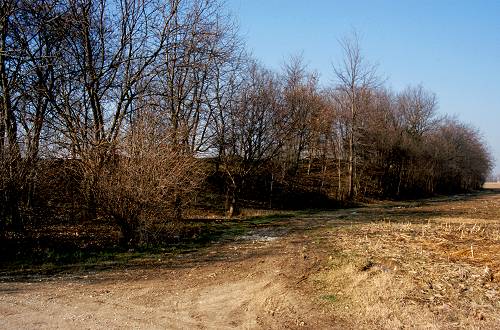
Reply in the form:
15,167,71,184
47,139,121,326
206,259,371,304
94,113,205,247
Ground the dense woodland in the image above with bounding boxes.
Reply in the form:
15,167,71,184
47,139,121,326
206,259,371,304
1,0,492,249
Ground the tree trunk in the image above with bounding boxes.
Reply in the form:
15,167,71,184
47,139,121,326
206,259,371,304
347,128,354,199
269,173,274,209
226,180,240,218
116,215,139,248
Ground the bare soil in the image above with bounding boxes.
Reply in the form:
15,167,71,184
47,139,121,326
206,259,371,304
1,188,500,329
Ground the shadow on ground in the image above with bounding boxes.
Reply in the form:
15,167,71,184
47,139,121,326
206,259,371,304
1,189,498,282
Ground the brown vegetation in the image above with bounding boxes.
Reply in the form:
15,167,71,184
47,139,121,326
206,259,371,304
1,1,496,326
0,0,492,250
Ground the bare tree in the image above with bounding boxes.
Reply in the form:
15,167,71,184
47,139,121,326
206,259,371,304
397,85,438,137
0,0,23,232
393,85,439,195
280,55,320,177
1,0,66,232
216,61,285,216
37,0,181,219
431,119,492,192
333,32,378,199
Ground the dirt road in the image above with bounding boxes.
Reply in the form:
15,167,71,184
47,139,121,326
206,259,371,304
1,189,500,329
0,219,336,329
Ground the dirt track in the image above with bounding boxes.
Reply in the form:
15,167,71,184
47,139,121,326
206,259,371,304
2,189,500,329
0,220,336,329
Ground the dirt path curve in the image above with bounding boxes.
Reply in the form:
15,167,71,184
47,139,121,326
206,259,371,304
3,190,499,329
0,216,341,329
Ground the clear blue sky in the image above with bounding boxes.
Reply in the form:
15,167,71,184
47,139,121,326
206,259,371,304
226,0,500,174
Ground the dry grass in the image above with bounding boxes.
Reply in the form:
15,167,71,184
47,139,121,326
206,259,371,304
312,191,500,329
483,182,500,189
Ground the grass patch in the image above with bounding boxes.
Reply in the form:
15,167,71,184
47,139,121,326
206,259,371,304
246,213,295,225
173,212,295,248
0,212,298,277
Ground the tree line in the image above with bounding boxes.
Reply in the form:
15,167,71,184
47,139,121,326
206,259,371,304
1,0,492,247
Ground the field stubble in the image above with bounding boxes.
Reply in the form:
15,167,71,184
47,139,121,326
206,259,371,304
313,188,500,328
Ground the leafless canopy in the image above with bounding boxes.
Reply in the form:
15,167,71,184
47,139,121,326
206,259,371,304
0,2,492,246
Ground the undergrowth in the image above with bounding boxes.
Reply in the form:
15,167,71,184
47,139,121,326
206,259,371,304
0,212,296,277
